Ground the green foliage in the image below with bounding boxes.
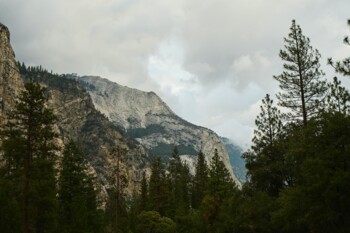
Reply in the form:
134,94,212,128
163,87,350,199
274,20,327,126
243,94,289,196
104,187,129,233
139,171,148,212
324,77,350,115
149,143,197,160
194,149,238,233
328,19,350,77
274,112,350,233
0,80,59,233
191,150,208,209
58,140,103,233
126,124,167,138
207,149,235,200
148,157,170,216
136,211,177,233
167,147,191,218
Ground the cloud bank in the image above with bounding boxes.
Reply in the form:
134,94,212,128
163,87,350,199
1,0,349,148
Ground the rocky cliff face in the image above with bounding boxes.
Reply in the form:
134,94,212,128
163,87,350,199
0,23,23,129
1,22,241,197
20,72,149,199
75,76,240,185
221,137,247,183
0,23,149,199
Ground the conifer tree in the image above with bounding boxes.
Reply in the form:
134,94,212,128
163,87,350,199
207,149,235,200
325,77,350,115
58,140,101,233
243,94,288,196
328,19,350,77
148,157,170,216
192,150,208,209
139,171,148,212
0,80,59,233
274,20,327,126
167,146,190,218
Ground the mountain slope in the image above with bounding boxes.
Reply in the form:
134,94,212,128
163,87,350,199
74,75,240,184
0,23,23,130
221,137,247,183
19,69,149,199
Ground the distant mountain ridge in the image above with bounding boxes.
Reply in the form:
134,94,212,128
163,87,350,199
73,75,240,185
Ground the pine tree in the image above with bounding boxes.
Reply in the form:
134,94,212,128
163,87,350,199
328,19,350,77
243,94,288,196
192,150,208,209
273,111,350,233
274,20,327,127
139,171,148,212
207,149,235,200
58,140,101,233
0,80,59,233
325,77,350,115
167,146,190,218
148,157,170,216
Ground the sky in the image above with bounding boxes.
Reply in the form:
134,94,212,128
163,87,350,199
1,0,349,149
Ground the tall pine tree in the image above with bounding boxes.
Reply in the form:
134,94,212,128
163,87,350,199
148,157,170,216
58,140,102,233
168,146,190,218
274,20,327,126
192,150,208,209
243,94,288,196
0,80,59,233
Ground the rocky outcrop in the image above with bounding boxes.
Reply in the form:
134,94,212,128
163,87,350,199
0,23,23,129
75,76,240,185
20,72,150,199
221,137,247,183
0,23,149,198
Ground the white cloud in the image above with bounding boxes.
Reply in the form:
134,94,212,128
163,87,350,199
1,0,349,148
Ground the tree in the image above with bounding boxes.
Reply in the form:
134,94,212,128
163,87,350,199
0,80,59,233
167,147,190,218
148,157,170,216
191,150,208,209
58,140,102,233
139,171,148,212
274,20,327,127
243,94,288,196
207,149,235,200
136,211,176,233
328,19,350,77
273,112,350,233
324,77,350,115
200,151,236,233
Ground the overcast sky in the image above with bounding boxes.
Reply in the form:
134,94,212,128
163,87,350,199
1,0,349,149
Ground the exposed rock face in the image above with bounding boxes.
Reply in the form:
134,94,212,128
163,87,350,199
75,76,240,185
0,23,23,129
0,23,241,197
0,22,150,200
20,73,149,198
221,137,247,183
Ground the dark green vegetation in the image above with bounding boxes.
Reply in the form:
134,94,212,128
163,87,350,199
1,19,350,233
0,81,103,233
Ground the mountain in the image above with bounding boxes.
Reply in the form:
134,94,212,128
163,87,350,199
1,23,240,197
19,68,151,200
0,23,23,131
1,23,150,202
72,75,240,185
221,137,247,183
